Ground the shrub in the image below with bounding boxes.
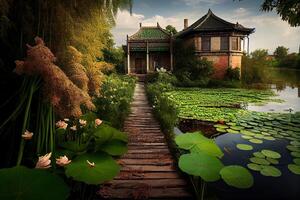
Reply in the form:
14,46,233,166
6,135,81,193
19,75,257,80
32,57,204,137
94,74,136,129
225,66,240,81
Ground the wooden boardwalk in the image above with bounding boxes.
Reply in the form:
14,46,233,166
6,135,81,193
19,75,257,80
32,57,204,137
101,83,192,200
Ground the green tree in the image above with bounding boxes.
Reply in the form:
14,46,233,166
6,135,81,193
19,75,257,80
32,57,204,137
165,25,178,35
274,46,289,60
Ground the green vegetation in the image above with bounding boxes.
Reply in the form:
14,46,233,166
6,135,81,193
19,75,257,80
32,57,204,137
165,25,178,35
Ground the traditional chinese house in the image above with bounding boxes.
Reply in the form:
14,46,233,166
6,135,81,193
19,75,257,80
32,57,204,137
124,9,254,78
124,23,173,74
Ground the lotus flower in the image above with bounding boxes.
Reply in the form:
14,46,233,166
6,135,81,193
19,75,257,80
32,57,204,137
79,119,87,126
95,119,103,126
87,160,95,167
70,125,77,131
56,155,71,167
64,118,70,122
35,152,52,169
22,130,33,140
56,120,68,129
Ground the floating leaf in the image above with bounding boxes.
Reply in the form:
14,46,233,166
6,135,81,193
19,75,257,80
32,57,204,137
65,152,120,184
216,128,227,133
291,151,300,158
286,145,300,152
261,149,281,159
97,140,128,156
263,136,276,141
231,126,244,131
266,158,279,165
253,152,265,158
288,164,300,175
0,166,69,200
214,124,228,129
291,141,300,146
293,158,300,166
240,130,256,136
220,165,254,189
241,135,253,139
249,139,263,144
250,157,270,165
254,134,264,139
236,144,253,151
227,129,239,134
178,153,224,182
247,163,262,171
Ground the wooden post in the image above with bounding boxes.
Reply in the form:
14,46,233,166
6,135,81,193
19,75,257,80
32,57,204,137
146,41,149,73
127,35,130,74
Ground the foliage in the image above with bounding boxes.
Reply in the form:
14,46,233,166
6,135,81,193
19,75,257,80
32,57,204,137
0,166,70,200
165,88,279,122
278,53,300,69
224,66,240,81
220,165,254,189
103,46,125,73
261,0,300,27
94,74,136,129
174,41,213,87
274,46,289,60
165,25,178,35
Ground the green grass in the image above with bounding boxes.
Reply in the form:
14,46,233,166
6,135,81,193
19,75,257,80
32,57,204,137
165,88,282,122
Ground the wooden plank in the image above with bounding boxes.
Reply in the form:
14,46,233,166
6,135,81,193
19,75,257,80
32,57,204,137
108,179,188,188
121,165,176,172
119,158,174,165
115,172,182,180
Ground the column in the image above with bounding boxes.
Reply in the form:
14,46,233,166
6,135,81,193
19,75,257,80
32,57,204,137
146,41,149,73
247,36,250,55
228,36,232,67
243,37,245,54
127,35,130,74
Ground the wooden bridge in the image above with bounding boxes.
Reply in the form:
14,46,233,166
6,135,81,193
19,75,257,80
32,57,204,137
100,82,192,199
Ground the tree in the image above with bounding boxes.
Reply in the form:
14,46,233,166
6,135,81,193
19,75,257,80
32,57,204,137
261,0,300,27
165,25,177,35
274,46,289,60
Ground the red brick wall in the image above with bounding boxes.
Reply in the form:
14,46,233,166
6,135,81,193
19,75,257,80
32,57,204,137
202,55,229,79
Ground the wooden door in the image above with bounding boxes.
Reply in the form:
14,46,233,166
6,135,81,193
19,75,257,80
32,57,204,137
135,58,146,74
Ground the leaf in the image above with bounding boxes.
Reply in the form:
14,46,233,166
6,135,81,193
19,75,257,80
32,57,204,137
249,139,263,144
65,152,120,184
94,124,128,145
288,164,300,175
236,144,253,151
0,166,69,200
60,141,88,153
175,132,223,158
261,149,281,159
253,152,265,158
249,157,270,165
178,152,224,182
98,140,128,156
247,163,262,171
80,112,97,122
260,166,281,177
220,165,254,189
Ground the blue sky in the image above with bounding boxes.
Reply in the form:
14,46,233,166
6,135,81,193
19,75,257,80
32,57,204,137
112,0,300,53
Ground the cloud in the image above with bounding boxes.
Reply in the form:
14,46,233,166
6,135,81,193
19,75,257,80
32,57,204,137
181,0,225,6
233,7,250,17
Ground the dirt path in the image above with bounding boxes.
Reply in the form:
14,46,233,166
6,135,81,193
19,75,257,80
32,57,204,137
102,82,192,199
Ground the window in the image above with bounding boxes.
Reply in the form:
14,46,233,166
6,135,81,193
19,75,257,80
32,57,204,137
220,37,229,50
231,37,239,51
201,37,210,51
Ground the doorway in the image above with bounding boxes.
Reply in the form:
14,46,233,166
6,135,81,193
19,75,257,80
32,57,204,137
135,58,146,74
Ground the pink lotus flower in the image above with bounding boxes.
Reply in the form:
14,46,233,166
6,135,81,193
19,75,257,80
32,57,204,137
70,125,77,131
87,160,95,167
56,120,68,129
22,130,33,140
95,119,103,126
35,152,52,169
56,155,71,167
79,119,87,126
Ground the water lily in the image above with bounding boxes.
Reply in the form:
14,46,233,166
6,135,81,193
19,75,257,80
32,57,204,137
79,119,87,126
95,119,103,126
70,125,77,131
56,155,71,167
87,160,95,167
35,152,52,169
22,130,33,140
56,120,68,129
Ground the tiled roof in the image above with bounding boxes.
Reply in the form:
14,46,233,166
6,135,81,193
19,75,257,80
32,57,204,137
129,24,171,40
176,9,255,37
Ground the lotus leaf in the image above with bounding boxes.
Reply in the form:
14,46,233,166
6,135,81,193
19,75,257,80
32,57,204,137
286,145,300,152
293,158,300,165
240,130,256,136
263,136,276,141
247,163,262,171
0,166,69,200
227,129,239,134
261,149,281,159
250,157,270,165
216,128,227,133
253,152,265,158
97,140,128,156
220,165,254,189
236,144,253,151
288,164,300,175
65,152,120,184
178,152,224,182
241,135,253,139
266,158,279,165
291,141,300,146
249,139,263,144
291,151,300,158
260,166,281,177
254,134,265,139
231,126,244,131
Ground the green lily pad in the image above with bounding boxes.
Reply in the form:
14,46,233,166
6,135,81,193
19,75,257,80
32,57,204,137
65,152,120,184
266,158,279,165
291,141,300,146
249,139,263,144
178,152,224,182
288,164,300,175
175,132,224,158
261,132,271,136
216,128,227,133
253,152,265,158
227,129,240,134
286,145,300,152
260,166,281,177
214,124,228,129
0,166,70,200
247,163,262,171
254,134,265,139
291,152,300,158
241,135,253,140
250,157,270,165
261,149,281,159
97,140,128,156
220,165,254,189
236,144,253,151
263,136,276,141
231,126,244,131
293,158,300,165
240,130,255,136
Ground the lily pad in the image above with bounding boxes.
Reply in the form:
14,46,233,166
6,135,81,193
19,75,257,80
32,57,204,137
253,152,265,158
231,126,244,131
0,166,70,200
236,144,253,151
291,141,300,146
263,136,276,141
291,151,300,158
216,128,227,133
227,129,240,134
293,158,300,165
250,157,270,165
97,140,128,156
247,163,262,171
249,139,263,144
254,134,265,139
220,165,254,189
266,158,279,165
65,152,120,184
240,130,255,136
260,166,281,177
261,149,281,159
214,124,228,129
178,152,224,182
286,145,300,152
241,135,253,140
288,164,300,175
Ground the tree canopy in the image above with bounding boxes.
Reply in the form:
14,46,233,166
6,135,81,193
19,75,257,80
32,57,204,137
274,46,289,60
165,25,178,35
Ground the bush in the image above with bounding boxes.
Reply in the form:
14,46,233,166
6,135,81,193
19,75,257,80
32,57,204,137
94,74,136,129
146,71,178,85
225,66,240,81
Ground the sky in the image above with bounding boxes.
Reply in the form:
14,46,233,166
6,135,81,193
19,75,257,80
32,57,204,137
111,0,300,53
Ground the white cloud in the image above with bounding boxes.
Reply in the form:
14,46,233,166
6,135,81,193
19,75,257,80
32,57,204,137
181,0,225,6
